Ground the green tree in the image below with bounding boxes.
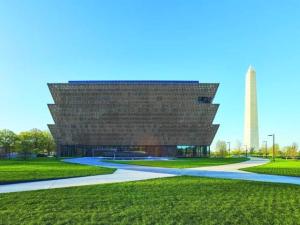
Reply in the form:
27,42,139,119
256,145,266,157
41,131,56,156
231,140,242,157
231,149,241,156
17,129,45,159
16,129,56,158
214,140,228,158
268,144,280,158
291,143,299,158
0,129,18,158
261,144,268,158
231,141,242,157
283,143,298,159
17,131,35,159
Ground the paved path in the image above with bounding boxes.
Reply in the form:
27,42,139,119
0,169,176,194
65,157,300,186
2,157,300,194
186,157,269,172
65,157,270,174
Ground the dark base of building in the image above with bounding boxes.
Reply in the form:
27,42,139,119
58,145,210,158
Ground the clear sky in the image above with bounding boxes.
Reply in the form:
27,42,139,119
1,0,300,148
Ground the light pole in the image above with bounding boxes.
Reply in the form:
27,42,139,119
268,134,275,161
244,145,248,158
263,141,268,158
227,142,231,157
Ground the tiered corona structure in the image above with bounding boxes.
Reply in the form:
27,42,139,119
244,66,259,151
48,80,219,157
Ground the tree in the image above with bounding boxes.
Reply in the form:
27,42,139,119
282,146,289,159
261,143,268,158
283,143,298,159
41,131,56,156
231,140,242,156
214,140,228,157
16,129,56,158
235,140,242,152
291,143,299,158
268,144,280,158
16,129,44,158
257,145,265,157
0,129,18,158
17,131,35,159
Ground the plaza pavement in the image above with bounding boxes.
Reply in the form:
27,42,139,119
2,157,300,194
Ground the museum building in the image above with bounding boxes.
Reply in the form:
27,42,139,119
48,80,219,157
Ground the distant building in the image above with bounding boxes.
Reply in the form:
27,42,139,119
48,80,219,157
244,66,259,151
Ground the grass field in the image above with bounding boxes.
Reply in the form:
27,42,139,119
107,157,248,168
0,158,115,184
1,176,300,225
242,158,300,177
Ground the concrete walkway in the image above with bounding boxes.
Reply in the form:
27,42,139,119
65,157,300,186
64,157,270,175
2,157,300,194
0,169,176,194
186,157,269,172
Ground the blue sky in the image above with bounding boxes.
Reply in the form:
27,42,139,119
0,0,300,148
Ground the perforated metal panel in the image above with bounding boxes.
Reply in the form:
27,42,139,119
47,81,219,156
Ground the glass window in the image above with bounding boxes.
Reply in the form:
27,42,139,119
198,96,212,104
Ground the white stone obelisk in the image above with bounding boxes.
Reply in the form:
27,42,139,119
244,65,259,151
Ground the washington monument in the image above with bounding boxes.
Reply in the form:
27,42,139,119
244,66,259,151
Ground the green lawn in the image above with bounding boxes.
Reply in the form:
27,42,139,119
242,158,300,177
106,157,248,168
1,176,300,225
0,158,115,184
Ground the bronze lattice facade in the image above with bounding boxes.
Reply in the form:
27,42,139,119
48,81,219,157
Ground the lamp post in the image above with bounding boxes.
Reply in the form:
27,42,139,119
263,141,268,158
268,134,275,161
227,142,231,157
244,145,248,158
